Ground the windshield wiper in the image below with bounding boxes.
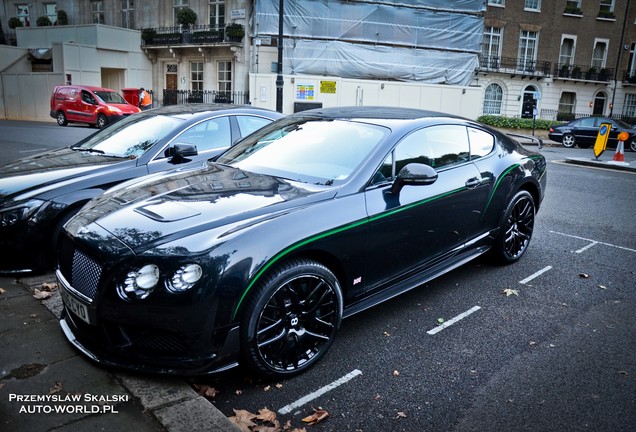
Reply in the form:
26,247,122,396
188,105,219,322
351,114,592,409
70,146,105,154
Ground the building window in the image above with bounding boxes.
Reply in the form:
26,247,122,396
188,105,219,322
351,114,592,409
482,27,502,68
524,0,541,11
92,1,105,24
591,39,608,68
209,0,225,29
628,43,636,80
191,61,204,91
564,0,582,14
623,94,636,118
174,0,189,23
488,0,504,6
44,3,57,24
599,0,615,17
218,61,232,93
558,92,576,115
121,0,135,29
16,4,30,26
559,36,576,67
483,83,503,115
518,30,538,71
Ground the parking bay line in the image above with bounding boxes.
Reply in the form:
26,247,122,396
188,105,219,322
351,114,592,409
550,231,636,254
519,266,553,284
278,369,363,415
427,306,481,335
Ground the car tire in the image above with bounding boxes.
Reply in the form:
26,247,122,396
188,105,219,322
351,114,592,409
630,138,636,152
491,190,535,265
241,259,343,379
56,111,68,126
577,142,591,149
562,133,575,148
96,114,108,128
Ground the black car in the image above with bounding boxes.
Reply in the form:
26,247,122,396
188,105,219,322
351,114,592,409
548,116,636,151
56,107,547,378
0,104,283,273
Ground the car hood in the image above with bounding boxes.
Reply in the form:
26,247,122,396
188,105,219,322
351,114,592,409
0,147,130,199
67,163,337,253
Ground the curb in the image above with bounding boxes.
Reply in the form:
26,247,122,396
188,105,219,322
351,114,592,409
563,157,636,173
17,274,240,432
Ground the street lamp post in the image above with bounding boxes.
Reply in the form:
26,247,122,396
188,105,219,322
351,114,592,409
275,0,284,113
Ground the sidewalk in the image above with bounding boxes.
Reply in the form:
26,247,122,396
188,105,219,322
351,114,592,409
0,274,239,432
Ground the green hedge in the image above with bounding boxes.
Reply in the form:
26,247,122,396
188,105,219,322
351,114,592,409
477,115,559,131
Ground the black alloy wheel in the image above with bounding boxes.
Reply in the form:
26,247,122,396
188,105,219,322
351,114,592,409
562,133,576,148
492,190,535,264
56,111,68,126
241,259,343,378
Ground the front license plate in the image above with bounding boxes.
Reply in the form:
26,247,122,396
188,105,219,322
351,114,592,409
61,287,91,325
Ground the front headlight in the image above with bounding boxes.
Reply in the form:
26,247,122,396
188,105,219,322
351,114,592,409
0,199,46,227
167,264,203,293
117,264,160,300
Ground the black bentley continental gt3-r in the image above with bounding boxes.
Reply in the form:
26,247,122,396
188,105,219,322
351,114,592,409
56,106,547,378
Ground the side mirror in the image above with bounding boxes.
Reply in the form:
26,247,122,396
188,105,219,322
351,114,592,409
165,143,198,163
391,163,438,195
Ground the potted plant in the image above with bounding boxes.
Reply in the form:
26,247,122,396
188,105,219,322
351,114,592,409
141,28,156,44
225,23,245,41
176,7,197,27
8,17,23,29
572,66,581,79
560,64,570,77
586,67,597,80
56,10,68,25
36,16,52,26
599,68,608,80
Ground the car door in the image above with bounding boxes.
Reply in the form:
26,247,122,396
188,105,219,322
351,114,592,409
363,124,489,291
574,117,598,145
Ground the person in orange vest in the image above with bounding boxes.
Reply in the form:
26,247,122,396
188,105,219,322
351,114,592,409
139,87,152,110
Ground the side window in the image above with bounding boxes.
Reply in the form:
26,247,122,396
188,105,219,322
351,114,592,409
176,116,231,153
82,91,95,104
236,115,273,140
394,125,470,173
580,117,596,127
467,128,495,160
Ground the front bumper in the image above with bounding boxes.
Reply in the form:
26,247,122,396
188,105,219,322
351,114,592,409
56,267,241,376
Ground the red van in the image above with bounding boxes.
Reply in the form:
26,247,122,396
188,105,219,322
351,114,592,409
50,85,141,128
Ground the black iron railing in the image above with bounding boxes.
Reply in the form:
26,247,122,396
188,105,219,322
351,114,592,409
478,56,552,77
554,63,613,82
141,25,243,47
162,90,250,106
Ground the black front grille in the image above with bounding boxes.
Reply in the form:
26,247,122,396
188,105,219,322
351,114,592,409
59,235,102,301
122,327,188,353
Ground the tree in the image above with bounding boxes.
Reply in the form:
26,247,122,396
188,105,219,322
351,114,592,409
37,16,52,26
57,10,69,25
8,17,24,29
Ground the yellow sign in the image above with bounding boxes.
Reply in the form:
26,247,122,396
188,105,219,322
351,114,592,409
593,123,611,158
320,81,337,94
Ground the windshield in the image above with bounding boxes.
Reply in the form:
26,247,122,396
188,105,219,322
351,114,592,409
94,91,127,104
217,119,389,185
71,114,183,158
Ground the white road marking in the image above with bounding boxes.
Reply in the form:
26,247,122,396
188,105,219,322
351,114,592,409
550,231,636,253
519,266,553,284
427,306,481,335
277,369,362,415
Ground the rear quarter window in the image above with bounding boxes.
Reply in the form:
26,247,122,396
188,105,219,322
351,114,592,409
468,128,495,160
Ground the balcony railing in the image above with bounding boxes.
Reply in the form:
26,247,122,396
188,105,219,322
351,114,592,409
162,90,249,106
554,63,613,82
478,56,552,78
141,25,243,47
623,70,636,84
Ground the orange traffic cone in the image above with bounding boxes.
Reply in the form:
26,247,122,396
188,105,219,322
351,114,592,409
613,140,625,162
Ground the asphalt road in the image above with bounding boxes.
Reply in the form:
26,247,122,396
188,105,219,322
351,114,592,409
1,120,635,432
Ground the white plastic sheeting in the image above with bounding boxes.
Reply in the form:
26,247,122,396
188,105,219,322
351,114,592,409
284,39,479,84
254,0,484,85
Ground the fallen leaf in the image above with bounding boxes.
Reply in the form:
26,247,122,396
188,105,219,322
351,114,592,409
33,289,52,300
252,426,279,432
393,370,400,377
0,288,6,294
395,411,407,418
597,285,607,290
49,382,63,394
41,282,58,291
503,288,519,297
437,318,445,325
264,385,271,392
256,408,278,424
302,408,329,425
229,409,257,432
235,389,243,395
578,273,591,279
275,383,283,389
31,314,38,318
383,331,391,337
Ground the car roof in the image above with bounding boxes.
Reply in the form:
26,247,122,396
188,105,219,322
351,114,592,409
140,104,280,117
290,106,465,121
56,85,116,92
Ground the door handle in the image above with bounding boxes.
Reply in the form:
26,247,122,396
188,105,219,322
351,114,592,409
465,177,482,189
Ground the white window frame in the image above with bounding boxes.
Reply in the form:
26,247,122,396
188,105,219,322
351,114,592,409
191,61,204,91
91,1,104,24
217,61,232,93
121,0,135,29
559,35,577,67
488,0,504,6
591,38,609,68
600,0,615,12
558,92,577,115
16,4,30,26
524,0,541,12
482,26,503,68
518,30,539,71
483,83,504,115
209,0,225,29
44,3,57,23
623,94,636,118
